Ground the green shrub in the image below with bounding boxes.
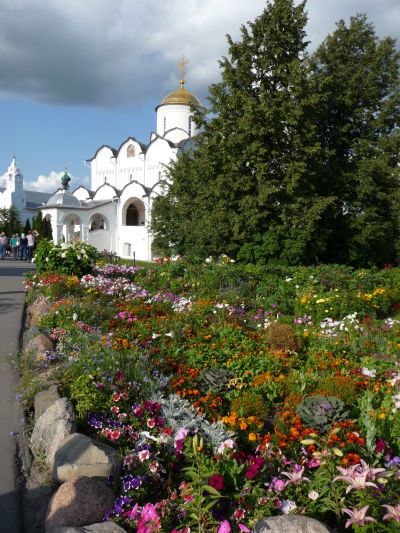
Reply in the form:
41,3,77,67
34,240,99,277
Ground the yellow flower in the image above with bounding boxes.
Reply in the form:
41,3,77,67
248,432,257,441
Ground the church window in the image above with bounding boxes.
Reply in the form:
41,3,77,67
189,116,192,137
130,174,133,182
127,144,135,158
163,117,166,134
126,204,139,226
104,176,107,184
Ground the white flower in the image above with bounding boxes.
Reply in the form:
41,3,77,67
61,253,67,258
285,277,293,282
362,368,376,378
72,313,77,321
280,499,297,514
308,491,319,501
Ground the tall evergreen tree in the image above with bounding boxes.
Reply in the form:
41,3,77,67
309,15,400,266
153,5,400,267
153,0,327,263
24,218,32,234
0,206,22,235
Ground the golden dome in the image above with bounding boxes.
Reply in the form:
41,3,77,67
161,84,203,107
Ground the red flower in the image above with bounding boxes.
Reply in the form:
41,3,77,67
209,474,224,491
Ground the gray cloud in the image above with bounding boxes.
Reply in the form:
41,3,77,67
0,0,398,108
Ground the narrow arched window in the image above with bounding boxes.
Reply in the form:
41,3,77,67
127,144,135,158
163,117,166,134
126,204,139,226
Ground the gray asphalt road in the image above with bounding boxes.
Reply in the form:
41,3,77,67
0,258,36,533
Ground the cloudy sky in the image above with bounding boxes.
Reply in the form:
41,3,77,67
0,0,399,192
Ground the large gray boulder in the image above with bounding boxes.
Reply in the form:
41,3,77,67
253,515,331,533
45,476,115,531
53,433,121,482
31,397,76,468
34,384,61,418
49,523,127,532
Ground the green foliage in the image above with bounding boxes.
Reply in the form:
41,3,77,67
181,436,222,532
309,15,400,266
33,210,52,242
296,395,349,434
153,4,400,268
0,206,22,235
152,0,320,263
67,373,112,421
34,240,99,276
23,218,31,234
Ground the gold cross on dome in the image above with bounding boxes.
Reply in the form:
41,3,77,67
178,55,189,88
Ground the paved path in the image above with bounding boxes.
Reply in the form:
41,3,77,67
0,258,36,533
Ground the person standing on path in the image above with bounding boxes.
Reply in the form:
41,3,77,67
18,233,28,261
0,232,8,259
27,231,35,262
10,234,19,260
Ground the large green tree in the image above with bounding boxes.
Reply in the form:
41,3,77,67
0,206,22,236
308,15,400,266
152,4,400,267
153,0,327,263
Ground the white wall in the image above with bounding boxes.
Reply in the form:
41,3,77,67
92,147,116,190
118,225,149,260
87,229,114,253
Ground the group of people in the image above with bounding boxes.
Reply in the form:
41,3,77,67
0,231,37,261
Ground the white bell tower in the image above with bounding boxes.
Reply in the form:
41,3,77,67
5,156,25,214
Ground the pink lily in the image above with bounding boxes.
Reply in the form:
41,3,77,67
282,465,310,486
333,471,378,493
343,505,377,528
382,503,400,523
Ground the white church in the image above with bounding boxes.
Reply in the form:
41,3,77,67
41,63,204,260
0,157,51,224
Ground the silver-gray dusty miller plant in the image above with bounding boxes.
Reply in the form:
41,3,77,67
152,393,234,452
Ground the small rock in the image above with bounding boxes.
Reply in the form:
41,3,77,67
253,515,331,533
53,433,121,482
24,333,54,362
31,397,76,469
48,523,127,533
45,476,115,531
27,297,52,325
35,385,61,418
23,325,42,348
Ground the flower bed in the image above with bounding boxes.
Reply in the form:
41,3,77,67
23,261,400,531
